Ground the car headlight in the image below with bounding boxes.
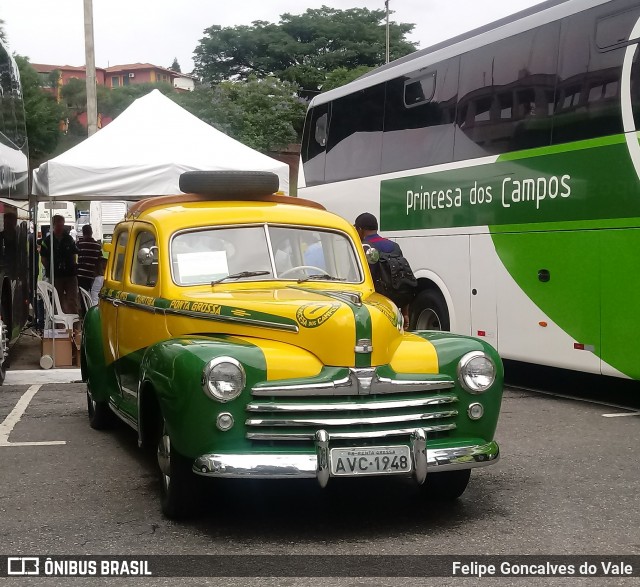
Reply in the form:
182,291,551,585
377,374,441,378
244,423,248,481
457,351,495,393
202,357,246,402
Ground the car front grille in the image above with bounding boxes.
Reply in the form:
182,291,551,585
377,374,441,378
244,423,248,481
245,368,458,443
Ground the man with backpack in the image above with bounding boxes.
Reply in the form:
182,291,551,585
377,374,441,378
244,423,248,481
354,212,417,329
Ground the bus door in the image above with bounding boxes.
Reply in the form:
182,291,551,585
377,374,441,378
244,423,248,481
469,234,498,347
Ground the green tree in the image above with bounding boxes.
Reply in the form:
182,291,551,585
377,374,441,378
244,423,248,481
169,57,181,73
173,76,305,152
322,66,373,92
0,19,6,43
98,82,174,118
60,77,87,112
14,56,66,163
193,7,416,96
61,79,173,124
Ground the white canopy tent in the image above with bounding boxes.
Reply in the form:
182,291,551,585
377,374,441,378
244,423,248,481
32,89,290,199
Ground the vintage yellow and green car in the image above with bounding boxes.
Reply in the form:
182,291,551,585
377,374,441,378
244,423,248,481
82,171,503,519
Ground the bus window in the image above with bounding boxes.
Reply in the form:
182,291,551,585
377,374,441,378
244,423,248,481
382,58,459,173
596,5,640,50
325,83,385,183
553,4,629,145
455,22,560,159
403,72,436,107
301,104,329,187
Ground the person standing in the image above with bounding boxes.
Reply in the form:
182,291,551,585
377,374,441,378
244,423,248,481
39,214,79,316
0,212,18,277
76,224,102,296
354,212,412,328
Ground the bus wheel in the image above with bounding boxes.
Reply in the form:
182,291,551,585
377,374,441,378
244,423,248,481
422,469,471,500
410,289,450,331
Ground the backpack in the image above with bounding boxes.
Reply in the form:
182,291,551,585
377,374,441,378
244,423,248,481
369,239,417,308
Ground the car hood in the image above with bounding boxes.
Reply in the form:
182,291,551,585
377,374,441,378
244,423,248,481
162,285,435,370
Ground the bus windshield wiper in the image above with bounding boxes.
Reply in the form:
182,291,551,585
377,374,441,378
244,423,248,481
297,274,346,283
211,271,270,285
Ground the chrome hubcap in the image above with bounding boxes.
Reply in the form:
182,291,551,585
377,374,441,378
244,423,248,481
417,308,442,331
157,427,171,488
0,320,8,366
87,388,96,415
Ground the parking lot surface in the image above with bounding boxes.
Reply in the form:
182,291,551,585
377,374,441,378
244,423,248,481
0,377,639,585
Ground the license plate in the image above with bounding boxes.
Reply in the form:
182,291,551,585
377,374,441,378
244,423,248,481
330,445,412,476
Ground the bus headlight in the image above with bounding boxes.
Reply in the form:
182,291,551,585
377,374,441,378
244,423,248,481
457,351,495,393
202,357,246,402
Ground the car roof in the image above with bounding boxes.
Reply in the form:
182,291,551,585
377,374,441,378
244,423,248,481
126,196,349,234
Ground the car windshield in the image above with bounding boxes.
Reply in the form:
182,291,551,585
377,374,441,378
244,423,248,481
170,225,362,286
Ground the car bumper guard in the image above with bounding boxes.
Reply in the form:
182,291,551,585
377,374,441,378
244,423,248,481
192,430,499,487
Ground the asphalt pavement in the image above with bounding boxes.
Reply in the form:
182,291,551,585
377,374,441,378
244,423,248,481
1,332,639,585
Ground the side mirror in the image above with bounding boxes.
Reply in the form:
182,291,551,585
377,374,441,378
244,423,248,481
363,243,380,264
137,246,158,266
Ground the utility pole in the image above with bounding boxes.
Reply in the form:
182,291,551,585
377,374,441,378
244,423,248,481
83,0,98,136
84,0,102,240
385,0,390,64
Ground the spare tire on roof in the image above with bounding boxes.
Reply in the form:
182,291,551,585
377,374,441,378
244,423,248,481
179,170,279,198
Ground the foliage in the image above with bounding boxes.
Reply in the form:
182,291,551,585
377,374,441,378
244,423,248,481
170,57,181,73
60,77,87,111
99,82,174,118
193,7,416,96
14,56,66,162
172,76,306,152
60,79,174,122
0,19,6,43
46,70,61,89
322,66,373,92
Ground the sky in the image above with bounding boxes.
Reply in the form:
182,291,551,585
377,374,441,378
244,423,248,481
2,0,547,73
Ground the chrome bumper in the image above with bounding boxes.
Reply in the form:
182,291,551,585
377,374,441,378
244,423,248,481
192,431,499,487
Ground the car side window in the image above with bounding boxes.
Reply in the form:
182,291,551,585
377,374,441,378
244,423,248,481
111,230,129,282
131,230,158,287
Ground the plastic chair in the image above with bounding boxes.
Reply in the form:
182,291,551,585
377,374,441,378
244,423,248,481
37,281,79,331
79,287,94,313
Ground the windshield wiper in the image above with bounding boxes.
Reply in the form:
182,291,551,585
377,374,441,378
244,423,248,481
297,273,346,283
211,271,270,285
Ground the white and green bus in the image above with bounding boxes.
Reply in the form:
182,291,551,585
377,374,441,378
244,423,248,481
299,0,640,381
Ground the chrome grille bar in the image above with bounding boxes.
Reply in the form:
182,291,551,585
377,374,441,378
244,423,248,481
247,394,458,413
252,370,454,397
246,409,458,428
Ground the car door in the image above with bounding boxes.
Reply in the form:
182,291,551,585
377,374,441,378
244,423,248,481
116,225,163,419
101,226,130,409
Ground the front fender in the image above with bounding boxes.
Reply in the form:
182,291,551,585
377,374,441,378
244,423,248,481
82,306,119,402
413,331,504,441
139,336,268,458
